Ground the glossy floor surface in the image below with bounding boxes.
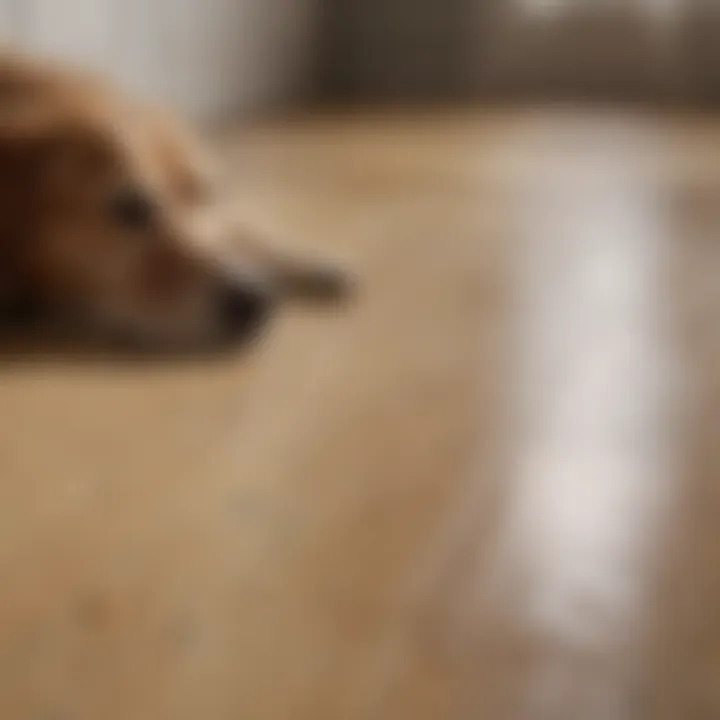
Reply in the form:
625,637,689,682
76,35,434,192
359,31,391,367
1,109,719,719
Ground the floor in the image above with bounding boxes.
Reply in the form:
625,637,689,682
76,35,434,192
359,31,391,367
0,108,719,719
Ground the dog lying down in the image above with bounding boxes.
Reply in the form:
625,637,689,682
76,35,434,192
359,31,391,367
0,49,350,352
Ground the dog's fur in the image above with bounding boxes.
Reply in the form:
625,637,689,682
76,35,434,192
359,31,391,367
0,49,345,349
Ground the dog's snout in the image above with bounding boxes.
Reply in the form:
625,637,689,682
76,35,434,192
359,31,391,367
219,283,271,339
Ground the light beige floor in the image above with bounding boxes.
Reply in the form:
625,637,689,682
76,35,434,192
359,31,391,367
0,108,718,719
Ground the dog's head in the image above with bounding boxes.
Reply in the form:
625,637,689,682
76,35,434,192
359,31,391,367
0,83,346,350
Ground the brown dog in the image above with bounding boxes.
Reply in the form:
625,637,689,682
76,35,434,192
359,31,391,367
0,49,346,350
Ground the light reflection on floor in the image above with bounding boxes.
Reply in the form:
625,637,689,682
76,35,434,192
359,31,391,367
505,129,675,718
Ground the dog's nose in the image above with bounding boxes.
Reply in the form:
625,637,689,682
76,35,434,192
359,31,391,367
219,283,271,339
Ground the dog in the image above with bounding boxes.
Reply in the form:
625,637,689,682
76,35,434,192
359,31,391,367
0,49,348,350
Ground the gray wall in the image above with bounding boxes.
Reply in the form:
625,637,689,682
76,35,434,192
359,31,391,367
0,0,321,121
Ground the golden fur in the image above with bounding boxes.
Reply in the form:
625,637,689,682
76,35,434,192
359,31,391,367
0,49,344,349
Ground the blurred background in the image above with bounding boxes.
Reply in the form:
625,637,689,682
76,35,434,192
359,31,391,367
2,0,720,120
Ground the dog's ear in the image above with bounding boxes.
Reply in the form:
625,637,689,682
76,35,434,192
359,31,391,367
0,102,105,188
0,103,80,313
0,108,45,307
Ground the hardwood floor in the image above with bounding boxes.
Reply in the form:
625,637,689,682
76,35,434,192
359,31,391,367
0,108,718,719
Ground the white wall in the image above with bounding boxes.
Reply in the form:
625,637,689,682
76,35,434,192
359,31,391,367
0,0,317,121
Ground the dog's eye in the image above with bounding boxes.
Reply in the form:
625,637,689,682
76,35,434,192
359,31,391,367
108,187,156,230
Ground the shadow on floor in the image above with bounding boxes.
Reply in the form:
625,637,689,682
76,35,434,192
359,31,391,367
0,326,253,367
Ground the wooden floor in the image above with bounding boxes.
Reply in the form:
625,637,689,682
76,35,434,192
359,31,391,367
1,108,720,719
